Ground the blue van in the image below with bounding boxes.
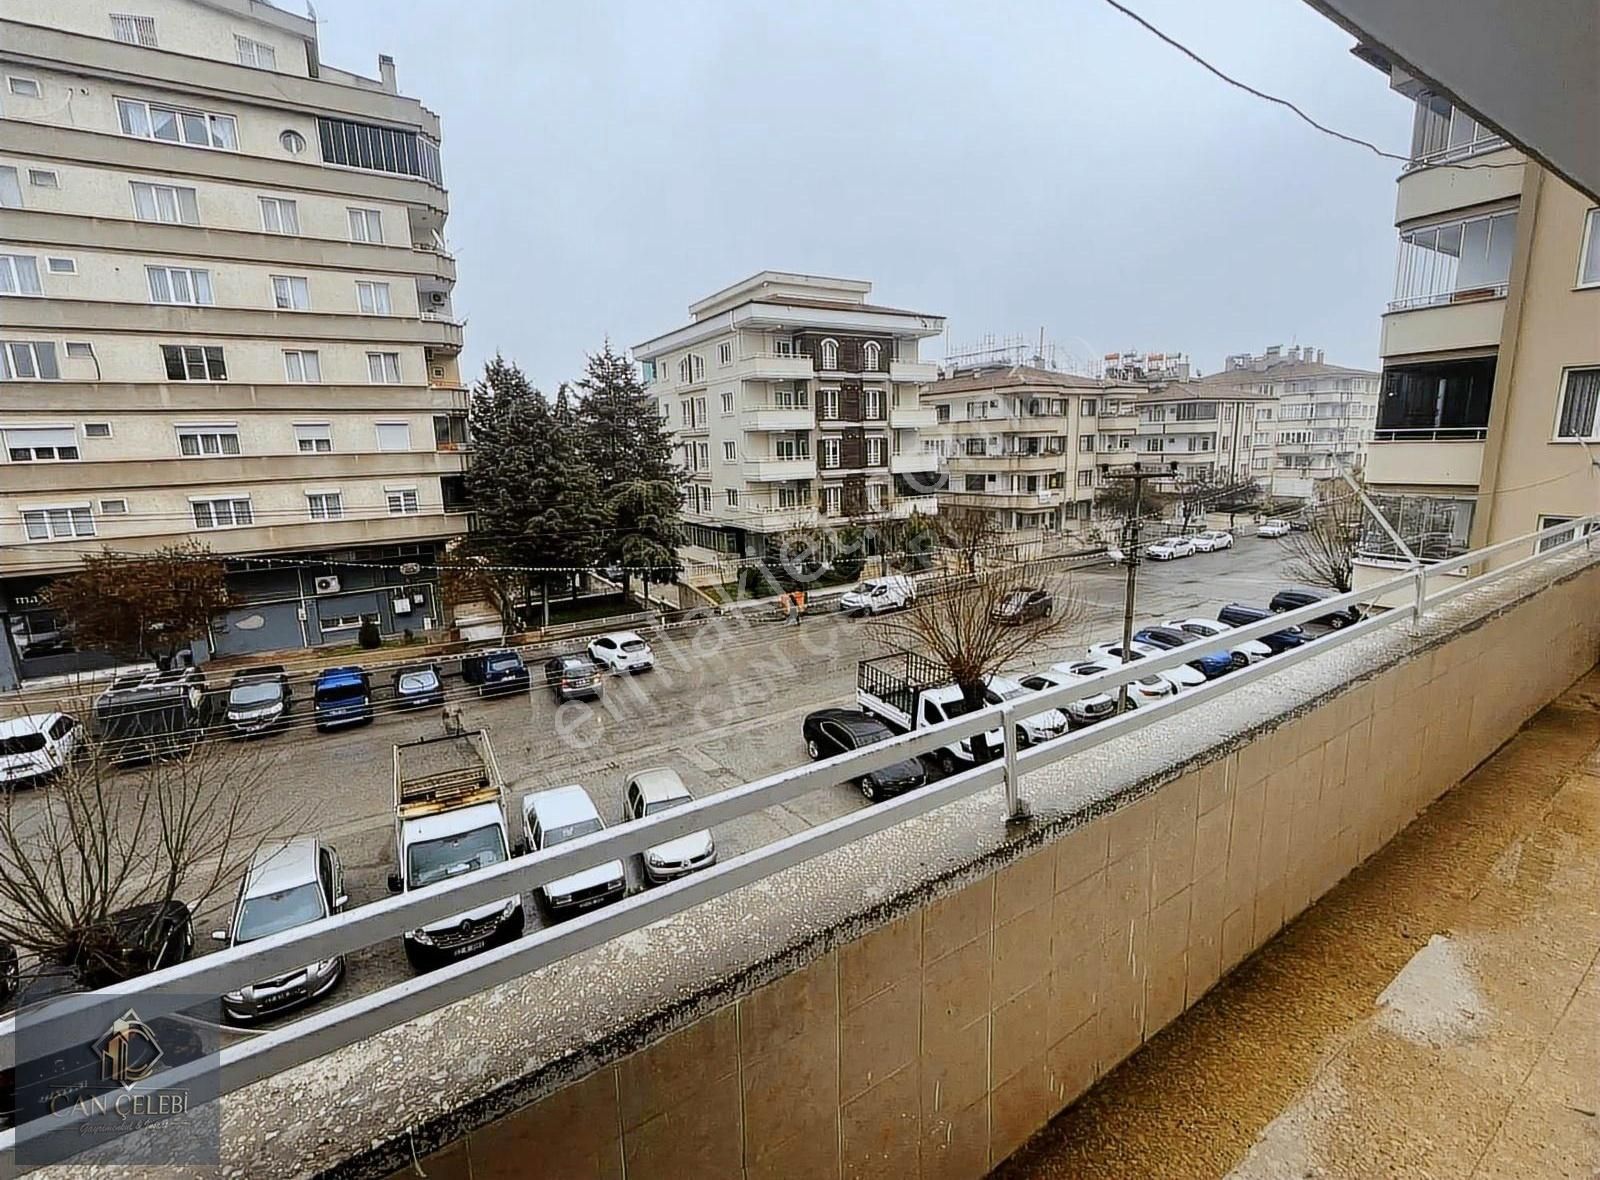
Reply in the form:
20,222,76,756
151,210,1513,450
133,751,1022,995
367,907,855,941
313,666,373,730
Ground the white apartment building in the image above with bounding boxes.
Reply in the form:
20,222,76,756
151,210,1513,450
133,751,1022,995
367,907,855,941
632,272,944,562
1202,345,1380,500
0,0,467,673
1132,382,1276,490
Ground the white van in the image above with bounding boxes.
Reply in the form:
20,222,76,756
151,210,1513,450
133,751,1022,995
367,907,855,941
840,575,917,616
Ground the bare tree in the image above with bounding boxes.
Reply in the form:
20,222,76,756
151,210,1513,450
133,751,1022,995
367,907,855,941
1281,476,1365,593
0,732,279,988
937,506,1003,574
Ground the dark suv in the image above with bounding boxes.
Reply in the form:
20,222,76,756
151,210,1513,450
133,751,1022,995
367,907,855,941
1269,588,1362,629
544,654,602,702
462,649,530,697
1217,603,1305,653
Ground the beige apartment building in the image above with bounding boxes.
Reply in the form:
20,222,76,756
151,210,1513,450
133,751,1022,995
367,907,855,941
1348,64,1599,592
0,0,467,673
1201,345,1380,501
1132,381,1276,490
633,272,944,563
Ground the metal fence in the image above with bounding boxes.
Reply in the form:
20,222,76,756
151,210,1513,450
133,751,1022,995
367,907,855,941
2,516,1595,1160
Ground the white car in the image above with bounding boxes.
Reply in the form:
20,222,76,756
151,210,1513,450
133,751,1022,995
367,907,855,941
0,712,81,789
587,630,655,674
1190,530,1234,552
622,768,716,884
1257,519,1291,538
1019,667,1121,727
1145,537,1195,561
1164,617,1274,663
524,785,628,915
1050,660,1175,708
986,675,1068,745
1085,641,1208,691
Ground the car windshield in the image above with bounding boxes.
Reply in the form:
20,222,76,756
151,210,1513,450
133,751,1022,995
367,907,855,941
544,816,603,846
315,683,365,705
643,794,688,816
487,656,521,673
234,882,325,943
562,661,592,676
621,640,648,653
988,682,1028,701
230,681,281,707
399,671,438,692
408,824,506,888
1001,592,1030,609
0,733,47,756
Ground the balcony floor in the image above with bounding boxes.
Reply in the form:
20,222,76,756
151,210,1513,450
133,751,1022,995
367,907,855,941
998,666,1600,1179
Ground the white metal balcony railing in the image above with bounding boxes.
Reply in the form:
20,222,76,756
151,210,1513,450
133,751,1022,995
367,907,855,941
1371,426,1490,442
4,515,1596,1161
1386,284,1509,313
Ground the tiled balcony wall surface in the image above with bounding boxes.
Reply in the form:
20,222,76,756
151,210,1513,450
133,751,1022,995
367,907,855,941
153,552,1598,1180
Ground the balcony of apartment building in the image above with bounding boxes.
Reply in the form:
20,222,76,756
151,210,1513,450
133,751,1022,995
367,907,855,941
1367,356,1495,487
739,386,814,432
888,389,937,430
888,444,939,475
1381,209,1517,356
734,351,816,382
887,358,939,383
1396,93,1525,224
1353,492,1477,580
741,436,816,482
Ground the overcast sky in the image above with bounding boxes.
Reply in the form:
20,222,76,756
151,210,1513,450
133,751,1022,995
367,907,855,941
314,0,1410,389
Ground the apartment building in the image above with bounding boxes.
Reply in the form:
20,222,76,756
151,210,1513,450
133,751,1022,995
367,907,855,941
0,0,467,672
632,272,944,562
920,365,1138,532
1201,345,1379,501
1351,63,1600,589
1132,381,1276,490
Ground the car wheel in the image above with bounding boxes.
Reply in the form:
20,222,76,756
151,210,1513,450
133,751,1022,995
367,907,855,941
1327,614,1347,629
937,750,960,777
806,739,821,760
859,776,880,803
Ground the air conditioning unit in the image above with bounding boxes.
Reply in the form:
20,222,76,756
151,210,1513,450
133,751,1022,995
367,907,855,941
392,597,413,614
312,575,341,595
429,291,447,305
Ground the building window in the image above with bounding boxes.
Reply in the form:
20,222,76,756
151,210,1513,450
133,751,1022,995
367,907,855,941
1555,367,1600,440
1378,356,1496,439
46,257,75,275
347,207,384,244
722,441,736,461
356,281,391,315
283,349,321,383
191,497,253,530
863,388,883,419
83,422,112,438
1580,209,1600,288
773,339,794,357
1391,210,1517,310
774,436,808,461
963,474,985,492
1,342,60,380
131,181,200,225
116,98,236,150
5,427,79,462
1144,438,1164,453
375,421,412,451
271,274,310,310
147,265,213,306
822,485,842,515
279,130,307,155
720,391,734,414
295,423,332,452
177,425,240,456
433,414,468,449
386,487,419,515
317,117,442,185
100,498,128,515
1409,93,1506,165
717,342,732,366
1081,398,1097,417
7,77,41,98
1077,470,1094,488
863,341,881,371
676,354,704,384
234,35,277,69
259,196,299,235
306,491,343,520
964,439,985,456
26,169,57,189
22,506,95,540
161,344,225,381
0,167,20,208
1173,402,1217,421
725,489,738,507
935,404,951,423
821,437,841,468
0,254,42,295
695,441,709,469
820,389,840,419
820,339,839,370
110,14,158,45
1078,434,1095,453
866,436,884,465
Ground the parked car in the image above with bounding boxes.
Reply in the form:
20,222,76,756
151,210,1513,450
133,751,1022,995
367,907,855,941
1133,626,1241,679
392,664,445,709
985,674,1068,744
1085,640,1208,691
462,649,530,697
990,587,1053,624
1163,617,1274,663
214,838,347,1023
840,575,917,616
801,708,928,802
1051,660,1175,707
0,712,82,789
1018,668,1121,728
1256,519,1291,538
855,656,1004,777
524,785,627,916
1190,530,1235,552
312,666,373,730
544,654,604,702
95,668,207,761
1217,603,1306,652
1145,537,1195,561
621,768,716,883
73,899,194,986
1103,546,1128,565
588,631,656,674
1270,588,1363,629
226,666,292,735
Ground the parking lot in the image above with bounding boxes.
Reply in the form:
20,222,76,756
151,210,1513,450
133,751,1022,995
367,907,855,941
9,533,1313,1022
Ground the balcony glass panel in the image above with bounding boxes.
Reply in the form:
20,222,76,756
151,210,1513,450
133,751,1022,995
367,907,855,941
1358,494,1474,563
1390,211,1516,310
1376,357,1495,440
1409,93,1507,166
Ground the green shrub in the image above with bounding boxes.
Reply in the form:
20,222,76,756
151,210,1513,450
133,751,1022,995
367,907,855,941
357,618,382,649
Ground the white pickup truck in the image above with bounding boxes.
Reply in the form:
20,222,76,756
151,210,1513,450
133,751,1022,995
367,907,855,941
856,653,1005,776
387,730,525,973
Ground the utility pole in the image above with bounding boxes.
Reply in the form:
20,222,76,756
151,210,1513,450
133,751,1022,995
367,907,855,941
1104,460,1177,714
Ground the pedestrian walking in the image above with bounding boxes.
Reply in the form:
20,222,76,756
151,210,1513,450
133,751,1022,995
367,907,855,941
785,593,798,626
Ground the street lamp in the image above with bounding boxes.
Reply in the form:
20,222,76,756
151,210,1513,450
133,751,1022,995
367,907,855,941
1102,460,1178,714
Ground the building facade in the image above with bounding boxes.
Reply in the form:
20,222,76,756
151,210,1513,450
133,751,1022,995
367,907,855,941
1131,381,1276,490
0,0,467,672
633,272,944,563
1201,345,1380,501
1353,70,1600,589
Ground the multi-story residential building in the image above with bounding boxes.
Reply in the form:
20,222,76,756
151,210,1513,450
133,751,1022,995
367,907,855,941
0,0,467,673
633,272,944,563
1201,345,1380,501
1132,382,1276,489
920,365,1140,532
1351,64,1600,590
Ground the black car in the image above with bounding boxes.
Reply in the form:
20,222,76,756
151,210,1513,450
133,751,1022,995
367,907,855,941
461,649,530,697
991,587,1053,625
393,664,445,709
1269,588,1362,629
801,708,927,803
225,666,292,736
544,654,602,702
1134,626,1245,677
1217,603,1306,652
